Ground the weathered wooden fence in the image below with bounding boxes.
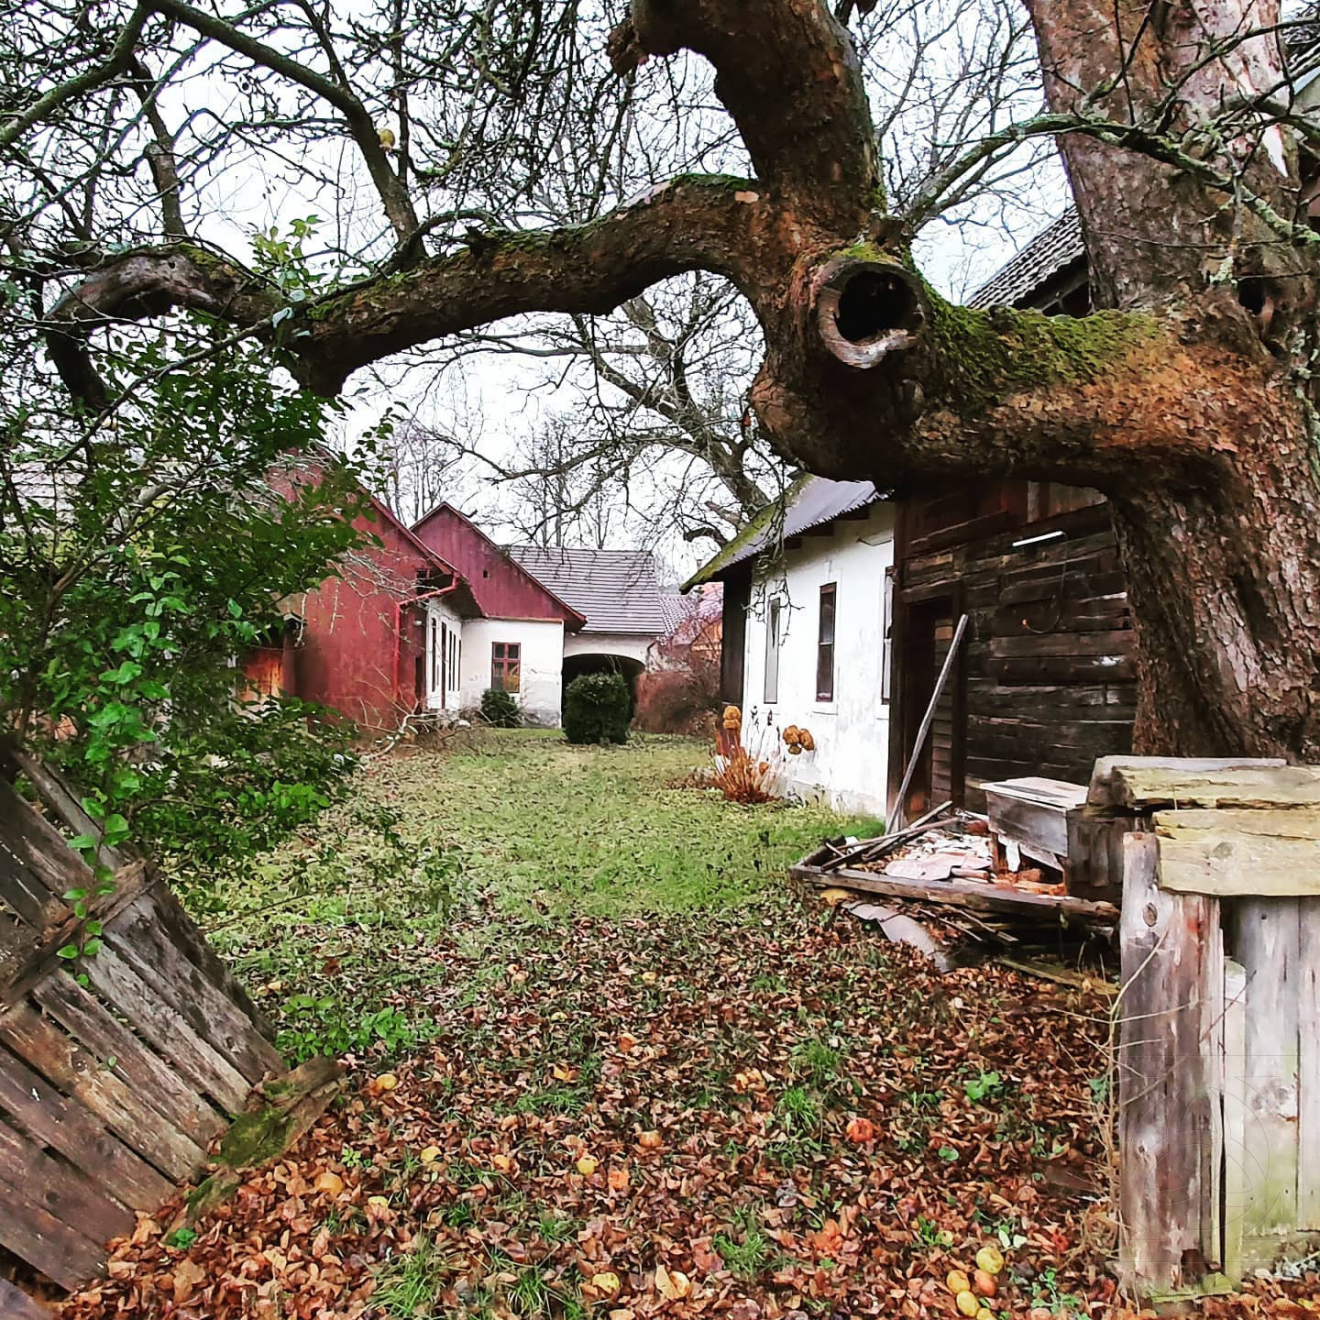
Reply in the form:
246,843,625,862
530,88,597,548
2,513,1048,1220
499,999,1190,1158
1097,758,1320,1297
0,754,284,1289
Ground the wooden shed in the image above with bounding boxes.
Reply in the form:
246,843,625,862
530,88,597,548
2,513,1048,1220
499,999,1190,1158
890,481,1137,816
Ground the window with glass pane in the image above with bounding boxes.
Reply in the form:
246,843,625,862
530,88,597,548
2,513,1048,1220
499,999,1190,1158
816,583,836,701
491,641,521,692
881,568,893,704
764,597,782,703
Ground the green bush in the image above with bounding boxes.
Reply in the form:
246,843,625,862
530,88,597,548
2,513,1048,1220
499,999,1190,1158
481,687,521,727
563,671,630,745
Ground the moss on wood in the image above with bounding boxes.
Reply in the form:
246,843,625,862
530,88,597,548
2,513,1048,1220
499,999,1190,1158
923,290,1160,419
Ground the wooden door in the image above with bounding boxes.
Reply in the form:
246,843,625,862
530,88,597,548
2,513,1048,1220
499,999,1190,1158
899,597,965,817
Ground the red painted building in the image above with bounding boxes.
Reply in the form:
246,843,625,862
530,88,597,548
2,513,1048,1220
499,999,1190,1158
411,502,584,629
244,474,482,733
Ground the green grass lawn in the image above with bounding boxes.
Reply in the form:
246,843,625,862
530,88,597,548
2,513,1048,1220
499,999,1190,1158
369,730,882,915
180,730,881,1058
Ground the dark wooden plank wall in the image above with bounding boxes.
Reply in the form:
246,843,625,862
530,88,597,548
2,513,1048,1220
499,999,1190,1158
930,613,957,806
899,498,1137,810
0,770,283,1292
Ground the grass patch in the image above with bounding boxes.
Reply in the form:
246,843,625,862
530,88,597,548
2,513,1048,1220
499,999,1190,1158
375,1237,450,1317
186,732,878,1048
715,1203,772,1279
381,731,878,916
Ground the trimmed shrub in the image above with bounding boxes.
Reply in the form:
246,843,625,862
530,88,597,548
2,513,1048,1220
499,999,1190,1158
564,671,630,745
480,688,520,728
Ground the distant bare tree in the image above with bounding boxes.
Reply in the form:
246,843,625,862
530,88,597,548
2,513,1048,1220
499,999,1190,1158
376,419,467,525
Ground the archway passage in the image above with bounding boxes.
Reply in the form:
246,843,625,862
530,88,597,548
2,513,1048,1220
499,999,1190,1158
562,652,645,717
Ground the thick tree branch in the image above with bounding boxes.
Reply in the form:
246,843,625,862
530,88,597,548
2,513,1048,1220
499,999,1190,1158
757,247,1302,495
611,0,879,219
45,176,769,399
127,57,186,240
296,176,769,392
44,247,281,406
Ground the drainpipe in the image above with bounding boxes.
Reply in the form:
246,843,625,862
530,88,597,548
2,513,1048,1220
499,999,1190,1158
395,580,463,711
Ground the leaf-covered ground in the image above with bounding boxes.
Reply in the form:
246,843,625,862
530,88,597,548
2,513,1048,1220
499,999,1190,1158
60,734,1317,1319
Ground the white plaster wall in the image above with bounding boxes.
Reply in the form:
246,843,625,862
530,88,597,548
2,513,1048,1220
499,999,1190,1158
460,618,565,726
424,599,464,712
562,630,654,666
739,501,896,817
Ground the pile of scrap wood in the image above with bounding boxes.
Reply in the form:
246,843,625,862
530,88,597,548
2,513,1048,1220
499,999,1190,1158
792,792,1121,957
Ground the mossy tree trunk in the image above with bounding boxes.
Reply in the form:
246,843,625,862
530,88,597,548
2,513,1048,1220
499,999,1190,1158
45,0,1320,758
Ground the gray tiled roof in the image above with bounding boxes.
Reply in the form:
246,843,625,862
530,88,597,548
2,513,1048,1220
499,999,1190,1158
966,209,1085,309
684,475,881,588
508,546,669,635
659,592,694,635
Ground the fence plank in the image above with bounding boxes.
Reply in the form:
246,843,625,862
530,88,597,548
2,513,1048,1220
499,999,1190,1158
1118,833,1221,1293
0,1276,57,1320
0,846,63,932
1298,900,1320,1230
0,1002,206,1180
0,1041,172,1210
1111,764,1320,811
0,1114,128,1248
1222,960,1248,1281
10,751,129,872
0,1158,106,1290
32,976,223,1153
1088,757,1286,809
1227,898,1301,1259
109,891,282,1080
0,776,86,906
81,942,251,1112
0,861,151,1012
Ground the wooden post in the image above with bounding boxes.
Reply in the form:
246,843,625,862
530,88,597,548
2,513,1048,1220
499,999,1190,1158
1300,899,1320,1231
1118,833,1223,1294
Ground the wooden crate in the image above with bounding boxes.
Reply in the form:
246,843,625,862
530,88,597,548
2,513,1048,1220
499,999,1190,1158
1112,758,1320,1297
0,758,283,1290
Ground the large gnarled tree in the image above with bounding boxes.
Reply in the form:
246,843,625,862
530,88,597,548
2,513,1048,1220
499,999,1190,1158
10,0,1320,758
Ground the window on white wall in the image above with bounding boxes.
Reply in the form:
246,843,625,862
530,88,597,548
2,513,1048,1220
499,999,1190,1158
816,583,836,702
491,641,521,692
881,567,894,704
764,597,782,704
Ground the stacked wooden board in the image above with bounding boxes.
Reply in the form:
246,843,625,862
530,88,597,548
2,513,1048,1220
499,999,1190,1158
0,756,284,1290
792,799,1120,936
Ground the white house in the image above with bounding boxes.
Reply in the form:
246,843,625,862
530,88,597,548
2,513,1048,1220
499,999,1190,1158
506,546,671,698
411,502,673,726
688,478,895,815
